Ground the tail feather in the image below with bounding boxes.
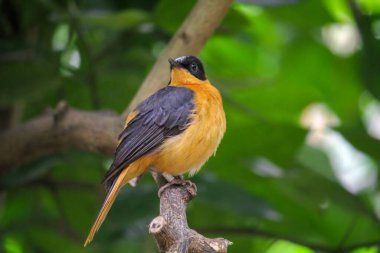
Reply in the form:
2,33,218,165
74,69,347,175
84,168,136,247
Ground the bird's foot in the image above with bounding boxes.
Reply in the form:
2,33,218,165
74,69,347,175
182,180,197,198
158,176,197,199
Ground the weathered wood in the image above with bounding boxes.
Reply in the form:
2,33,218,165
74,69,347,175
150,177,232,253
0,101,122,173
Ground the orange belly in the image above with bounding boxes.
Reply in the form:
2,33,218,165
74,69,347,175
152,83,226,175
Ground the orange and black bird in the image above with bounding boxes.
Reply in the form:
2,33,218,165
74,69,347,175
84,55,226,246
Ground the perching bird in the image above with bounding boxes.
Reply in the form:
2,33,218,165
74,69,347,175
84,55,226,246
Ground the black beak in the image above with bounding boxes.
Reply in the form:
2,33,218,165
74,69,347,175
168,58,181,69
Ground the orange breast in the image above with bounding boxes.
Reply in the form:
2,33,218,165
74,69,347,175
152,82,226,175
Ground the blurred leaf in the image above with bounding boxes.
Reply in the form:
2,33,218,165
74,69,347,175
4,236,23,253
353,246,378,253
267,240,313,253
52,23,70,52
238,0,301,6
296,145,336,180
265,0,334,29
0,61,61,106
353,10,380,100
1,190,35,227
202,35,280,81
357,0,380,14
153,0,195,33
339,123,380,165
27,227,85,253
196,176,280,220
80,9,148,30
220,4,255,33
0,156,58,188
322,0,353,22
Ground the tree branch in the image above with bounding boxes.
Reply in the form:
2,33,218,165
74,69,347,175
150,176,232,253
124,0,233,116
0,101,122,173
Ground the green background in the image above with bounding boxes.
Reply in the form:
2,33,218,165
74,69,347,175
1,0,380,252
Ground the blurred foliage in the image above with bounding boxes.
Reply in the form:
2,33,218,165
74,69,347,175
1,0,380,252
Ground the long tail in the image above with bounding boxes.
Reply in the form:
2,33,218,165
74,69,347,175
84,167,139,247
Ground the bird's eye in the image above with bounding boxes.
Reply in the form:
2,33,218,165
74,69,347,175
190,63,198,72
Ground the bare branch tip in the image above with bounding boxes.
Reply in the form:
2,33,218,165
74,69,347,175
54,100,70,123
149,216,167,234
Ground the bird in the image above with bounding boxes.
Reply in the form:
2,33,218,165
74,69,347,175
84,55,226,246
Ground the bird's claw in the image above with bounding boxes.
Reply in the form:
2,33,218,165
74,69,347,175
158,178,197,199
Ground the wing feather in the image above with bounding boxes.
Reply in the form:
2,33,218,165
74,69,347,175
103,86,194,189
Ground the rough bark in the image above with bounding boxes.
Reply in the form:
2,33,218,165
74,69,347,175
150,176,232,253
0,101,122,173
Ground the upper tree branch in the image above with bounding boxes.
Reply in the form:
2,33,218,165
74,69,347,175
124,0,233,116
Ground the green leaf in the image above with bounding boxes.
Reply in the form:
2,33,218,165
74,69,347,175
339,123,380,165
153,0,196,33
264,0,334,29
196,175,280,220
80,9,148,30
322,0,353,22
267,240,313,253
352,246,378,253
357,0,380,14
4,236,23,253
0,61,61,106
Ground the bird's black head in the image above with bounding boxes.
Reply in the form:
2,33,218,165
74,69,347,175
168,56,206,81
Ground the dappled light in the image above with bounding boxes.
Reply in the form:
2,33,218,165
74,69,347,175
321,23,361,57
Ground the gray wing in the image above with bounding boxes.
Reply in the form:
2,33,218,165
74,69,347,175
103,86,194,190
